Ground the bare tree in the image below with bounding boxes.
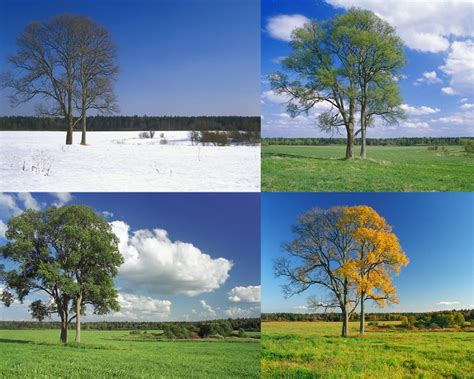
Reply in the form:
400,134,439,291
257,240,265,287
74,18,119,145
2,14,118,145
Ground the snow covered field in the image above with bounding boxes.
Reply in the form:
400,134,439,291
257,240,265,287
0,131,260,192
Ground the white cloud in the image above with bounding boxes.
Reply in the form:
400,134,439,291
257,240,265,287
228,285,260,303
437,301,461,306
0,193,22,216
101,211,114,218
325,0,474,53
439,40,474,96
400,104,440,116
441,87,459,96
50,192,73,206
293,305,308,310
17,193,40,210
200,300,217,316
262,90,291,104
414,71,442,85
224,306,260,318
460,103,474,110
266,14,310,42
111,292,171,320
111,221,232,297
432,110,474,125
0,220,6,239
402,121,430,129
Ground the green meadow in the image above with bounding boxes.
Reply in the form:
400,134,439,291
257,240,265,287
0,329,261,378
261,145,474,192
262,321,474,378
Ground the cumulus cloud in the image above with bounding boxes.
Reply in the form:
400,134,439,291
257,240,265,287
200,300,217,316
111,292,171,320
441,87,459,96
0,193,22,216
439,40,474,96
50,192,73,206
224,306,260,318
325,0,473,53
111,221,232,297
262,90,291,104
17,193,40,210
228,285,261,303
400,104,440,116
402,121,430,129
460,103,474,110
414,71,442,85
266,14,310,42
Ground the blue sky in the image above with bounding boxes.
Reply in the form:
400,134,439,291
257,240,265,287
261,0,474,138
262,193,474,313
0,0,260,116
0,193,260,321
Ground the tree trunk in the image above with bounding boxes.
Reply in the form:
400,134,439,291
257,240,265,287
345,124,354,160
75,298,81,343
359,296,365,335
66,114,73,145
360,126,366,159
60,314,68,344
341,310,349,337
80,113,87,146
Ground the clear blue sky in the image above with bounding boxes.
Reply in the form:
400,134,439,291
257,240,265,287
262,193,474,313
0,0,260,116
0,193,260,321
261,0,474,138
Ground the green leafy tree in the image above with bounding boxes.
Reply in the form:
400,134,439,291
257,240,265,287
270,8,405,160
0,205,123,343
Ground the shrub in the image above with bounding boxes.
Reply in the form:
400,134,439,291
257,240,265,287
159,138,168,145
430,323,440,330
129,330,141,335
199,131,228,146
463,139,474,153
139,131,154,139
238,328,246,337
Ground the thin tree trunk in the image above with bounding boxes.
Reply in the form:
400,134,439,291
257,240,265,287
75,297,81,343
66,114,73,145
345,124,354,160
360,126,366,159
359,295,365,335
80,113,87,145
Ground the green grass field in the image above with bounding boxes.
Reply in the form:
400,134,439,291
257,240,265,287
262,321,474,378
0,329,260,378
262,145,474,192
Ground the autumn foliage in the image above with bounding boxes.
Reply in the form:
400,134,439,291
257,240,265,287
276,205,409,337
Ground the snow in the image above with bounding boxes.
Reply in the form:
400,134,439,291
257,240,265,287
0,131,260,192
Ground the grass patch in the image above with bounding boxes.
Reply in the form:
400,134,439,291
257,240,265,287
0,329,260,378
262,145,474,192
261,321,474,378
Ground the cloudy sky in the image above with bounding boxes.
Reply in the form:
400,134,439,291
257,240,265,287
262,193,474,314
261,0,474,138
0,193,260,321
0,0,259,116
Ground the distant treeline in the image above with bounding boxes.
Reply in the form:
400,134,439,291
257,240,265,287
0,116,260,132
263,137,473,146
262,310,474,323
0,318,260,331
